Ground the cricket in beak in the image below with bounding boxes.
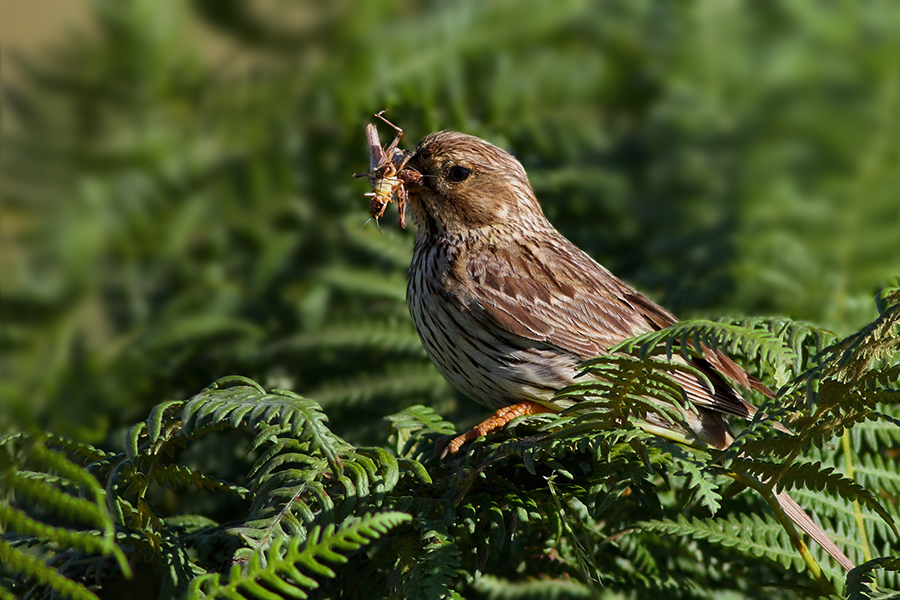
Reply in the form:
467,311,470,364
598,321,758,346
353,110,422,232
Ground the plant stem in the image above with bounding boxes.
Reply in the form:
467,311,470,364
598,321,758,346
730,470,836,596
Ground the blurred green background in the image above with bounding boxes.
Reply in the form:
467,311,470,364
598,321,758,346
3,0,899,450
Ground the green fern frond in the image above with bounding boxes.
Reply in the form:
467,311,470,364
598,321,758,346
319,266,408,302
309,363,449,409
100,378,352,560
0,438,130,598
0,505,113,560
180,377,343,474
875,286,900,315
2,443,115,544
640,513,804,571
387,404,457,459
143,400,188,449
0,539,100,600
274,321,427,357
325,446,403,522
853,413,900,454
393,517,463,600
723,317,839,375
455,488,549,564
388,405,457,437
558,355,703,426
610,319,796,385
471,574,593,599
148,463,251,498
846,556,900,600
246,437,328,487
350,446,400,495
164,514,220,532
775,380,900,457
736,459,898,539
813,290,900,385
37,435,119,467
190,511,411,599
671,458,723,515
233,427,410,564
479,410,661,496
854,452,900,497
231,463,328,562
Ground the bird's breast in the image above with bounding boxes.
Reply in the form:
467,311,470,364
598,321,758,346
407,235,582,410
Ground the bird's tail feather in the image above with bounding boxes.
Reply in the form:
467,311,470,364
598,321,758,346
776,490,855,571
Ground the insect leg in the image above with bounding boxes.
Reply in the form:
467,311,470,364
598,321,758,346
397,184,407,229
375,111,404,153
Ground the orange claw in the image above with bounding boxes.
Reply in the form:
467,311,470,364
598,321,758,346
441,401,555,458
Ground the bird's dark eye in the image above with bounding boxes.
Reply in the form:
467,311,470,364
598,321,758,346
447,166,471,183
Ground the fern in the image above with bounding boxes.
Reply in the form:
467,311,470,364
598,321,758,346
4,290,899,597
0,541,101,600
387,404,457,460
0,437,129,600
181,377,343,473
722,317,840,377
556,356,705,428
470,574,593,599
393,517,463,600
642,513,804,571
846,557,900,600
610,319,797,388
7,291,898,597
671,457,724,516
855,453,900,498
734,459,897,537
191,512,411,599
5,2,900,597
309,364,450,411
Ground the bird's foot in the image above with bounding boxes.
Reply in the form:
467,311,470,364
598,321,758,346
440,401,554,458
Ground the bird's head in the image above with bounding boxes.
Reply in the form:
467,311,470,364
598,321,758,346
404,132,548,237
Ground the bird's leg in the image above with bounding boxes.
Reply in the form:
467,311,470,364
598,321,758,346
441,401,554,458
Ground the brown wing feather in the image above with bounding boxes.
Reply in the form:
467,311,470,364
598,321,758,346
462,231,760,420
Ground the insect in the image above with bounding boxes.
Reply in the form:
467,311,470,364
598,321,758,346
354,110,421,232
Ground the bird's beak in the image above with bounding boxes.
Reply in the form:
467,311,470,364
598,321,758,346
402,153,426,188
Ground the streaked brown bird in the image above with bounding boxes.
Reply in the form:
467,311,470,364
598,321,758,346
401,130,853,570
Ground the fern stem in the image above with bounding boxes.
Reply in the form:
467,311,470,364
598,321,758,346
634,420,714,451
546,476,601,589
729,470,836,596
842,429,872,563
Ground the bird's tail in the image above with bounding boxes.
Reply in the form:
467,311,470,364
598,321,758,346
776,490,854,571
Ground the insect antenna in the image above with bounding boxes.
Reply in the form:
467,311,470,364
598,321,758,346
361,217,384,235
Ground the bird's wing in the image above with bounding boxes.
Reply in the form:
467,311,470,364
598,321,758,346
627,292,775,401
461,232,762,419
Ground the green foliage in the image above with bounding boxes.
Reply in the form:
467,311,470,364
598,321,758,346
846,557,900,600
6,0,899,444
2,289,899,597
190,512,412,599
4,1,900,598
640,513,803,571
610,319,797,388
0,436,129,600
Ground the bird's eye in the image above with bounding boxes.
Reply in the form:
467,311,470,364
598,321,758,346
447,166,471,183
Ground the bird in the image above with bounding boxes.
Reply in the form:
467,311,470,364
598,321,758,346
399,130,854,571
